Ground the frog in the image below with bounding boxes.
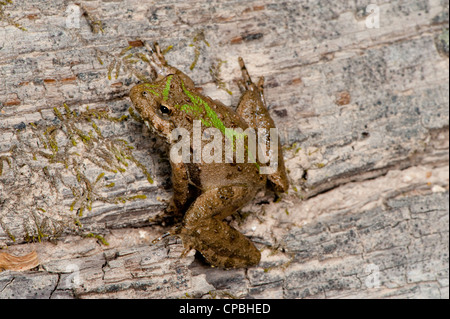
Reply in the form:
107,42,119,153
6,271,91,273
129,42,289,268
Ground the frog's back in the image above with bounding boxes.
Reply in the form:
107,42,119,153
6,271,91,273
187,162,266,191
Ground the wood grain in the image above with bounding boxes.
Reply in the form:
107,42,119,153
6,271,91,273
0,0,448,298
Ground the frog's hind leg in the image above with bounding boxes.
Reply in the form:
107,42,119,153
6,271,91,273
236,58,289,193
236,57,267,117
238,57,258,92
237,57,266,103
179,186,261,268
185,218,261,268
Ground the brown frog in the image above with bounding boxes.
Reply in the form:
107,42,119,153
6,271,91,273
130,43,288,268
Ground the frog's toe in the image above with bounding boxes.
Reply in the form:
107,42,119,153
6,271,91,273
153,41,168,64
238,57,253,88
257,76,265,91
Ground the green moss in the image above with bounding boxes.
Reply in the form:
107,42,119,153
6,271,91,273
119,45,133,56
1,102,153,243
440,28,449,45
107,62,114,80
0,221,15,242
98,42,164,83
128,194,147,200
63,103,73,118
0,0,27,31
283,142,302,155
91,121,102,138
96,54,104,65
126,153,154,184
115,194,147,204
161,45,173,55
80,4,104,34
189,31,210,70
115,60,121,79
85,233,109,246
95,172,105,184
0,155,11,176
209,59,233,95
74,219,82,228
53,107,64,121
29,212,51,243
69,199,76,212
128,107,143,123
435,28,449,57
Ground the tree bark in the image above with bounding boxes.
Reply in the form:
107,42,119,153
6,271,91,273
0,0,448,298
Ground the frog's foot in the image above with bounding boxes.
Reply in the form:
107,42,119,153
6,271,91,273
144,41,169,78
180,219,261,268
151,231,171,245
152,42,168,65
238,57,264,91
150,225,181,245
238,57,266,105
144,41,197,89
238,57,253,90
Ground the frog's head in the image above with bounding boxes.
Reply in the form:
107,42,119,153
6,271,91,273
130,74,189,140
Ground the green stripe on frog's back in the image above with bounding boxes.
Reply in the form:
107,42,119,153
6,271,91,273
179,78,249,139
181,80,225,133
179,103,204,118
145,89,160,97
180,79,259,169
163,75,173,101
144,83,160,97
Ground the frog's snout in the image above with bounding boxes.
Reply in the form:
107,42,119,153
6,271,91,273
129,85,144,105
129,85,157,118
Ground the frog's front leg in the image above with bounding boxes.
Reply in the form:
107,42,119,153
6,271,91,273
165,161,190,221
145,42,195,89
179,186,261,268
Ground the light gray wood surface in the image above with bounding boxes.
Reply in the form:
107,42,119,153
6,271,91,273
0,0,448,298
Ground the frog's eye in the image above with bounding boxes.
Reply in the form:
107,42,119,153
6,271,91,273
141,91,149,97
160,104,170,114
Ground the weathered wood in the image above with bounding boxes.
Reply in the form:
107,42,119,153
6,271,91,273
0,0,448,298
